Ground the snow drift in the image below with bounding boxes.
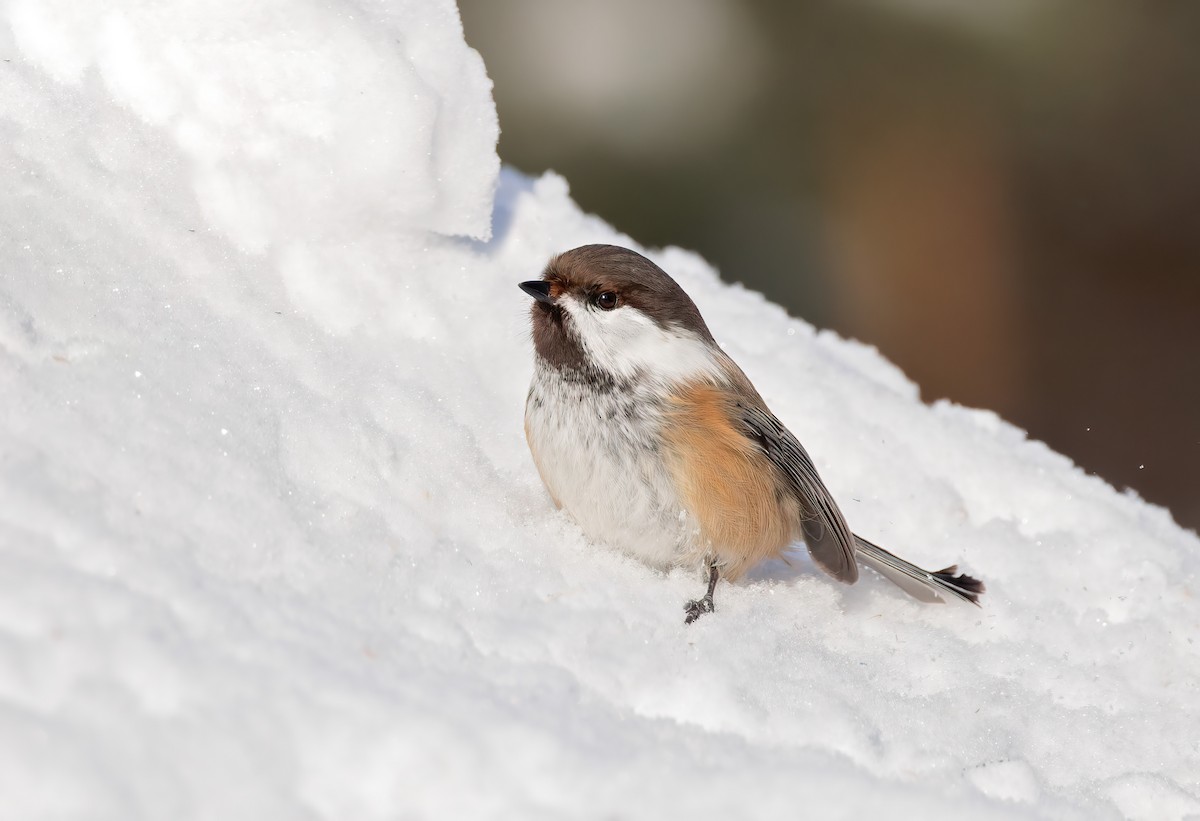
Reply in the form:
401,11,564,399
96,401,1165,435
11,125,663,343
1,2,1198,819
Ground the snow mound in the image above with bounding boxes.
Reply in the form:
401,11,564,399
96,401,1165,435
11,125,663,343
1,3,1198,819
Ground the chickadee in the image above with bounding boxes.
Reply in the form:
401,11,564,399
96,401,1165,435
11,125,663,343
521,244,983,624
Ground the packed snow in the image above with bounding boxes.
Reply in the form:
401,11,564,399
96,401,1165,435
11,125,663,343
1,2,1198,819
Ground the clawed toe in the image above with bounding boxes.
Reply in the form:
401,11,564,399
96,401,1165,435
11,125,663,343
683,595,715,625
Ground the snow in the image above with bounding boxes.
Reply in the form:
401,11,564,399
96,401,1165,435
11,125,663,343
1,2,1198,819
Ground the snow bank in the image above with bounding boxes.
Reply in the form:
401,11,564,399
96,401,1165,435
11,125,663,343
1,2,1198,819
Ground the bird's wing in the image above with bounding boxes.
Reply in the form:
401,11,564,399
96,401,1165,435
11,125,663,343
738,404,858,584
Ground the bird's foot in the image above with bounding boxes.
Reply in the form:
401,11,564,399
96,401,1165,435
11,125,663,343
683,595,715,625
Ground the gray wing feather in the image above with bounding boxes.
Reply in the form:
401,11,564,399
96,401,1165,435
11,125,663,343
740,405,859,584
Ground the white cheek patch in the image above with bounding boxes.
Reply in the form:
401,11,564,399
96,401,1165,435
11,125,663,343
560,296,722,384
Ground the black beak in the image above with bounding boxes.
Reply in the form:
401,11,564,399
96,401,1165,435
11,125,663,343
519,280,556,305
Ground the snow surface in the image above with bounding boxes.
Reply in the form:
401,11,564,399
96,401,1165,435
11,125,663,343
2,2,1199,819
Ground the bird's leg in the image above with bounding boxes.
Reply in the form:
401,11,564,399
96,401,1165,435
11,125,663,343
684,560,720,625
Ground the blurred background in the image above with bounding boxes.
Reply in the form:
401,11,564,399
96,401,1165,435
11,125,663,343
460,0,1200,531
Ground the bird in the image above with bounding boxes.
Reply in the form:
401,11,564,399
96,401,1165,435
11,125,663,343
520,244,984,624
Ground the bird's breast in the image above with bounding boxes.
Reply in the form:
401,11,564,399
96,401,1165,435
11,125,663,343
524,365,695,569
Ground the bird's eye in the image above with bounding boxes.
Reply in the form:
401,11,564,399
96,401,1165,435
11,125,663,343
596,291,618,310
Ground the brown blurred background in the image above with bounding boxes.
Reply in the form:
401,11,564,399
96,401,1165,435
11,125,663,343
460,0,1200,531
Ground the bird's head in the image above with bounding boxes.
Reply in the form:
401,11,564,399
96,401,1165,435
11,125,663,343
520,245,721,385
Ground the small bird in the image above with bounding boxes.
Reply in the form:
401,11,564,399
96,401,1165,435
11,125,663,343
520,244,983,623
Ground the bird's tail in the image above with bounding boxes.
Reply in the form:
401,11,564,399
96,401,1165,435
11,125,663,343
853,534,985,605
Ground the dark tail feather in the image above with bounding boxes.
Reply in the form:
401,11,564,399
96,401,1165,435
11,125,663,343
931,564,986,602
853,534,985,606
